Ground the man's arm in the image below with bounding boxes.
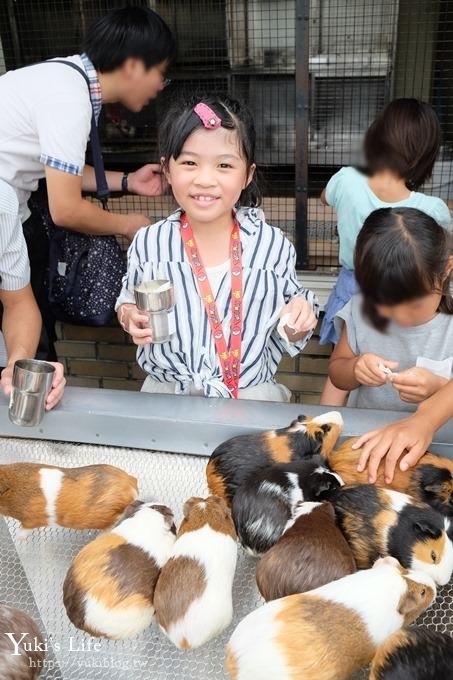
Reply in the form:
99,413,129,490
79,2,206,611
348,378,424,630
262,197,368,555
82,163,165,197
0,285,41,391
0,285,66,408
46,168,151,240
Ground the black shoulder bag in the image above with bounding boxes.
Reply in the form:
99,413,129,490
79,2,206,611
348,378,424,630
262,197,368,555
43,59,125,326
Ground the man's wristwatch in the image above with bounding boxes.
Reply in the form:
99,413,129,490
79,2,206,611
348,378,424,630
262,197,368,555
121,172,129,194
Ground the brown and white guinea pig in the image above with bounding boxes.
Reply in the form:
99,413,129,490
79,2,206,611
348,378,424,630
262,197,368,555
369,626,453,680
0,462,138,535
0,604,45,679
324,437,453,517
206,411,343,505
154,495,237,650
255,501,356,600
232,458,343,556
63,500,176,639
331,484,453,585
225,556,436,680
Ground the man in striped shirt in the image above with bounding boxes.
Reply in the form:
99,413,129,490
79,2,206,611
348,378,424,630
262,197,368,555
0,6,175,362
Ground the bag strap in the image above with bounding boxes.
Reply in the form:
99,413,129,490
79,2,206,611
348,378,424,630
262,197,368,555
46,59,109,210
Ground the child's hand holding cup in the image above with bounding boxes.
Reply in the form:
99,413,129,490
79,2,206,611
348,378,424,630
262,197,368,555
118,303,154,345
128,280,176,345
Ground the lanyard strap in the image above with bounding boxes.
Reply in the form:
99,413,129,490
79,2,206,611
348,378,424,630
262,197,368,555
180,214,243,398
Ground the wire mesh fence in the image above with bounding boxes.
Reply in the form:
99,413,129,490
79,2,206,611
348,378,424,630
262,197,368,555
0,0,452,270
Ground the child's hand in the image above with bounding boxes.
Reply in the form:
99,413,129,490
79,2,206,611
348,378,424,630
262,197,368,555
117,303,153,345
280,298,317,338
352,413,434,484
391,367,448,404
354,354,399,387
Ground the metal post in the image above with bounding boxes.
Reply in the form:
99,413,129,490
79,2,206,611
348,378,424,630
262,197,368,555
295,0,310,269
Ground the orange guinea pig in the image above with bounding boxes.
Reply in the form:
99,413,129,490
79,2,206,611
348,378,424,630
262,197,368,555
0,462,138,536
324,438,453,517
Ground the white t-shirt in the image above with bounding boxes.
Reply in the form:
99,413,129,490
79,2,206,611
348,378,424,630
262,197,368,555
206,259,230,295
0,55,92,222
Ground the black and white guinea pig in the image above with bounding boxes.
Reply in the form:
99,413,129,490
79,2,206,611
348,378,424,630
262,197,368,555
63,501,176,639
369,626,453,679
0,462,138,535
206,411,343,505
324,437,453,517
256,501,356,600
332,484,453,585
0,604,45,679
226,556,436,680
154,495,237,650
232,457,344,555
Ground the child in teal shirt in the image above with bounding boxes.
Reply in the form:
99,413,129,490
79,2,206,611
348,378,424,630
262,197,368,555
319,98,451,406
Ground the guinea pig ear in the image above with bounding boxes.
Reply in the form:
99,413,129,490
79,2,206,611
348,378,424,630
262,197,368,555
320,424,331,434
0,482,10,496
183,497,203,519
423,482,444,494
398,591,419,618
122,500,144,520
313,478,336,498
287,415,308,432
414,520,440,540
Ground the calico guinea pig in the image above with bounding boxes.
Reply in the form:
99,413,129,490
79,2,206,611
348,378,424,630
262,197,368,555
255,501,356,600
232,458,343,555
324,437,453,517
369,626,453,680
63,500,176,639
332,484,453,585
154,495,237,650
0,604,45,679
0,462,138,535
226,556,436,680
206,411,343,505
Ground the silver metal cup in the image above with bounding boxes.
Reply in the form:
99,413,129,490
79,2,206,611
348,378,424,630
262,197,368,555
134,280,175,344
9,360,55,427
134,280,175,312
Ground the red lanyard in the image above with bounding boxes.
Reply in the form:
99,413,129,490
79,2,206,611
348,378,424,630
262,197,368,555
180,213,243,398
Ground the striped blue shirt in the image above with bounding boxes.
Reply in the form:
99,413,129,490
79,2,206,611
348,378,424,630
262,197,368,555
116,208,319,397
0,179,30,290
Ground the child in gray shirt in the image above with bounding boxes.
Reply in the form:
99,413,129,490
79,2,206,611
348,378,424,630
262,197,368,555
330,207,453,412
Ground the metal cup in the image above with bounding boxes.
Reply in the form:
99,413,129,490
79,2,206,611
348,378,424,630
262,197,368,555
9,360,55,427
134,280,175,312
146,309,176,344
134,280,175,344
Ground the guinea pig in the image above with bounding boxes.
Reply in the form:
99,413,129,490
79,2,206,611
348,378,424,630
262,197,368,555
331,484,453,585
255,501,356,600
154,495,237,650
369,626,453,680
63,500,176,639
0,604,45,679
206,411,343,505
0,462,138,535
225,556,436,680
324,437,453,517
232,458,343,555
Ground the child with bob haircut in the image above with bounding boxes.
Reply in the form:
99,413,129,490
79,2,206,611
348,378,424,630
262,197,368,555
320,99,451,406
116,94,318,401
329,207,453,419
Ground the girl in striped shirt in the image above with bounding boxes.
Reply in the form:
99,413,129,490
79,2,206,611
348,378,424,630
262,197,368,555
116,94,318,401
